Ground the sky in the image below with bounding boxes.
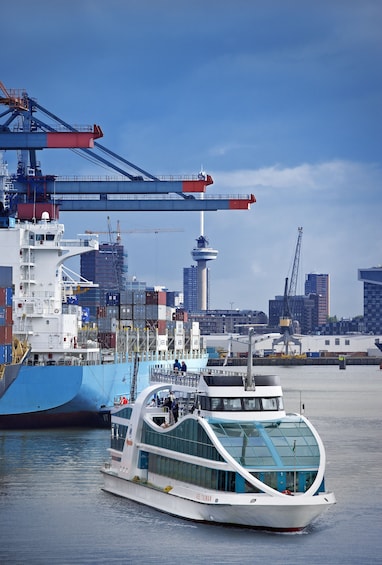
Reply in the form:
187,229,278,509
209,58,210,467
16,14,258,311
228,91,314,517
1,0,381,318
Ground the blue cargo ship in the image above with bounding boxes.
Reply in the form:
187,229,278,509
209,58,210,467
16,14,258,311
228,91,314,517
0,215,207,428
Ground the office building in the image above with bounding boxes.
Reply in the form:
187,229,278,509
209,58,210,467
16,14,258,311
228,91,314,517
268,294,316,334
183,265,198,312
358,266,382,334
189,309,268,335
304,273,329,326
79,242,125,319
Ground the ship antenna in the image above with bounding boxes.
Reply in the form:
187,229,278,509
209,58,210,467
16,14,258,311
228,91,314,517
246,328,255,390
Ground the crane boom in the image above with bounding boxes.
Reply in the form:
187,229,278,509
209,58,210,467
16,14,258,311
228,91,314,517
272,227,303,355
0,82,256,220
85,228,183,235
85,217,184,240
288,227,303,297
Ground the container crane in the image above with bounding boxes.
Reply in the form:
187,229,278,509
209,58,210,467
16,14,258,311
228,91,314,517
272,227,303,355
0,82,256,220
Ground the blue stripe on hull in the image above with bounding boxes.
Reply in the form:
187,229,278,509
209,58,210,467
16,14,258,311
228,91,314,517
0,355,208,428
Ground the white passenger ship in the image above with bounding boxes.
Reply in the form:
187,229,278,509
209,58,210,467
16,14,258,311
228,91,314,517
101,365,335,532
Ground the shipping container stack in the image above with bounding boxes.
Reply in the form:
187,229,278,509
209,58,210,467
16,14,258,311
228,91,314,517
95,289,194,352
0,266,13,366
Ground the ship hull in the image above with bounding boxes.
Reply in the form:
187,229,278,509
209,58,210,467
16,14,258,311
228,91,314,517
101,471,335,532
0,354,208,429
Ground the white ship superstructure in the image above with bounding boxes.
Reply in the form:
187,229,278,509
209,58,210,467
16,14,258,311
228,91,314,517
102,367,335,531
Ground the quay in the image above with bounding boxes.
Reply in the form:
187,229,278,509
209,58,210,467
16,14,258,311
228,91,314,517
208,356,382,367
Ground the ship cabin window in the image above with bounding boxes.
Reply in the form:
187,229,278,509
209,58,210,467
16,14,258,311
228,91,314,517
223,398,242,410
199,396,282,411
262,398,278,411
147,454,261,494
33,233,55,243
111,423,128,451
243,398,261,411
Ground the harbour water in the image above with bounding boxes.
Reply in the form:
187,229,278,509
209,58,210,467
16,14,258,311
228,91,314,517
0,365,381,564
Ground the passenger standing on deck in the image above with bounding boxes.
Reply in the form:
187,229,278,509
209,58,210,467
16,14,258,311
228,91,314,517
173,359,181,372
181,361,187,373
172,398,179,422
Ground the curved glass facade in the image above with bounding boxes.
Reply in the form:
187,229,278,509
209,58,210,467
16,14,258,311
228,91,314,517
142,419,224,461
209,415,321,492
209,416,319,469
141,415,321,493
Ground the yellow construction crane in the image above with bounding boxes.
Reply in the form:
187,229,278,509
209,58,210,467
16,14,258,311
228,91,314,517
85,219,184,242
85,218,184,289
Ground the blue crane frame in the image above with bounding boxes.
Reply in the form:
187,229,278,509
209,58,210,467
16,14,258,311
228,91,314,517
0,83,255,216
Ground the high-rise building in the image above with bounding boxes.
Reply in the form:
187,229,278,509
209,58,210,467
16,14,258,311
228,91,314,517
305,273,330,326
79,242,125,318
358,266,382,334
81,242,125,290
183,265,198,312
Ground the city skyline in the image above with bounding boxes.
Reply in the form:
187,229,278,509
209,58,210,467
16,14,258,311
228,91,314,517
1,1,381,318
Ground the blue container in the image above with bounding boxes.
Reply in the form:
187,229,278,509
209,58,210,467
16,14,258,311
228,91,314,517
5,287,12,306
0,344,6,364
0,266,12,287
106,292,120,306
82,308,90,323
5,344,12,364
206,347,220,359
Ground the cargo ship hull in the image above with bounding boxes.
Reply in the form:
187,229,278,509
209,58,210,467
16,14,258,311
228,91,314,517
0,207,207,429
0,354,208,429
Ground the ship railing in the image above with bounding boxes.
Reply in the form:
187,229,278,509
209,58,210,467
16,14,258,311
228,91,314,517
56,173,208,182
150,369,200,388
60,238,98,248
111,350,207,364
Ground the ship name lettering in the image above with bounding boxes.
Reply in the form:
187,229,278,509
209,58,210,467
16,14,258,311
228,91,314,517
196,493,212,502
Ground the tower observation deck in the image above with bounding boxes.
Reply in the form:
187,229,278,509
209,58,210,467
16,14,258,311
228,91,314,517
191,210,218,311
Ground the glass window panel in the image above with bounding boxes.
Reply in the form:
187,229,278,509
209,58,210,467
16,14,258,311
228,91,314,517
253,447,273,459
270,436,288,446
262,398,278,410
246,437,266,447
223,398,243,411
243,397,261,410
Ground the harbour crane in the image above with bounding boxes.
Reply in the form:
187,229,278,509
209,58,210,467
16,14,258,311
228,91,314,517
272,227,303,355
0,82,256,220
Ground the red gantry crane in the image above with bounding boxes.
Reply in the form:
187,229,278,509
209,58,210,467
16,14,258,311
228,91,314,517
0,82,256,222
